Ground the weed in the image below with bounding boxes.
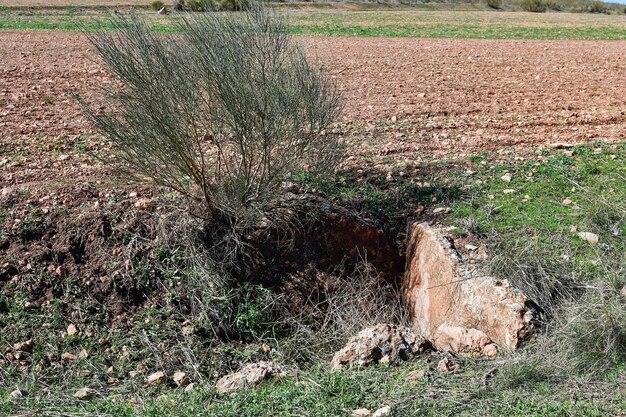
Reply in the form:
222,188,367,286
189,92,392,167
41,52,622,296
81,7,342,270
150,0,164,10
519,0,547,12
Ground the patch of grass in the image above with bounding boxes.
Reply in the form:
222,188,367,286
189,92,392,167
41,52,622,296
1,10,626,40
450,143,625,282
2,359,623,416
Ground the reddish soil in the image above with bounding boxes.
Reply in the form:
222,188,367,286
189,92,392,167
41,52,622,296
2,32,625,157
0,0,151,6
1,31,625,321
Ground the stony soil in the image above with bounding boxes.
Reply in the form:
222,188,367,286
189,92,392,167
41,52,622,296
2,32,625,154
1,30,625,320
0,0,151,6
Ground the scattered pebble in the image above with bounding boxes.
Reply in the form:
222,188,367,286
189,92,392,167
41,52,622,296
9,389,28,399
465,244,478,251
437,357,461,373
74,387,96,400
562,198,572,205
576,232,599,245
352,409,372,417
406,369,426,383
147,371,167,386
67,324,80,336
500,173,511,182
502,189,516,194
173,371,190,387
373,405,391,417
13,339,33,353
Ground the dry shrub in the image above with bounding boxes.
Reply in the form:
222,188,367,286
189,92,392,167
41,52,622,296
485,0,503,9
81,6,342,269
519,0,547,12
150,0,165,10
586,0,608,13
497,284,626,390
547,286,626,375
488,235,582,318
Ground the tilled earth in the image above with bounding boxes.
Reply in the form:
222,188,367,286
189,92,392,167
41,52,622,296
1,30,625,319
2,32,626,155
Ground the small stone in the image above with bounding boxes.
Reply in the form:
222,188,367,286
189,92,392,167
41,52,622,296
262,343,271,353
184,382,195,393
577,232,599,245
67,324,79,336
372,406,391,417
464,244,478,251
216,362,285,394
9,388,28,399
570,225,577,233
173,371,190,387
330,324,428,370
502,189,516,194
390,115,397,122
74,387,96,400
135,198,155,212
181,326,194,336
352,408,372,417
13,339,33,353
500,173,511,182
406,369,425,383
562,198,572,205
78,349,89,359
620,286,626,298
147,371,167,386
433,207,450,214
437,357,461,373
61,352,76,362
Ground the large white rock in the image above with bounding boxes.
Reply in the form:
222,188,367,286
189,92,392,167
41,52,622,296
403,223,538,356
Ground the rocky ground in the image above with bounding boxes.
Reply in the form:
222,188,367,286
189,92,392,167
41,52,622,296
1,28,625,416
2,32,625,148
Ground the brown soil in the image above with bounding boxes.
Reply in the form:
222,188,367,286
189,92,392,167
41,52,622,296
0,0,151,6
1,30,625,324
2,32,625,155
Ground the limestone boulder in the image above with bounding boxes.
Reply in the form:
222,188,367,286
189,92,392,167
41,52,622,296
403,222,538,356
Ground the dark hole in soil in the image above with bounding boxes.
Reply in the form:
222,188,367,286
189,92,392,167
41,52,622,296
69,235,87,264
239,202,406,310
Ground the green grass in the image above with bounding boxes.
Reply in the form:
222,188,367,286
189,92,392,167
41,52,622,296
2,361,624,416
1,141,624,416
448,143,625,282
1,9,626,40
